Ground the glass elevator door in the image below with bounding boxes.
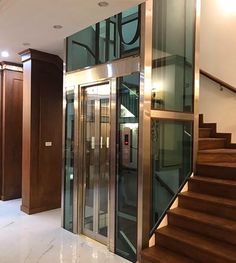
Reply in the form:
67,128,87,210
82,83,110,244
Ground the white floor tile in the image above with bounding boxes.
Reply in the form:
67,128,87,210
0,199,130,263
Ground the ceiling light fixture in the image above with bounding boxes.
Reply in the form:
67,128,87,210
1,51,9,58
98,1,109,7
53,25,63,29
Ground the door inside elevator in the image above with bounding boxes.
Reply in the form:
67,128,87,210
82,82,110,244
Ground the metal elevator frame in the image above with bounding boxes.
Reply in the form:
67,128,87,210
62,0,200,261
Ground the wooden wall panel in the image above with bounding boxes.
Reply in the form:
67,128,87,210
0,66,23,201
21,60,31,210
20,49,63,214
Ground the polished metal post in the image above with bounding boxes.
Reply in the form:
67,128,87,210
193,0,201,173
108,78,117,252
137,0,153,261
77,85,84,234
61,40,66,228
61,38,70,229
72,84,79,234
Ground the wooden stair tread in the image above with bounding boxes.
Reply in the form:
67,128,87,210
199,123,216,127
199,138,226,141
197,162,236,168
198,148,236,153
141,246,197,263
196,163,236,180
199,128,212,130
168,207,236,231
190,176,236,186
199,128,213,138
157,226,236,260
179,191,236,206
189,177,236,200
198,138,226,150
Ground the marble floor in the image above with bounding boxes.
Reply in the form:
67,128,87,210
0,199,129,263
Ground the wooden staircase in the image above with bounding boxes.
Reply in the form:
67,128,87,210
141,115,236,263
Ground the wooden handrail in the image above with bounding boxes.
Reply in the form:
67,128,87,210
200,69,236,94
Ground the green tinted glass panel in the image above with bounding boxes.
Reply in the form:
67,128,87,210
116,73,139,262
67,6,140,72
151,119,192,228
119,6,140,56
64,91,74,232
67,26,96,71
152,0,195,112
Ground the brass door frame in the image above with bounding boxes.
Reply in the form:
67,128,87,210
64,55,140,252
80,82,110,245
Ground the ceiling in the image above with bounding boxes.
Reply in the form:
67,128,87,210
0,0,143,64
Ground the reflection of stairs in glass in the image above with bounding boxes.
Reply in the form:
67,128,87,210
141,115,236,262
120,82,138,118
117,216,137,261
84,206,93,230
120,230,136,254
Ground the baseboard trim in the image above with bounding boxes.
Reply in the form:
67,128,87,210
21,203,61,215
1,194,21,201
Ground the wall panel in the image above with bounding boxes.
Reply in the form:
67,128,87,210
0,64,23,200
20,50,63,214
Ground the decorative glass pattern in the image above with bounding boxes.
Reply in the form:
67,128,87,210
67,6,140,72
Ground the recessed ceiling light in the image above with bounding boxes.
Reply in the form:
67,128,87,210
53,25,63,29
22,42,31,46
1,51,9,58
98,1,109,7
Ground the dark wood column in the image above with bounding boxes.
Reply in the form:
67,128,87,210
19,49,63,214
0,62,23,201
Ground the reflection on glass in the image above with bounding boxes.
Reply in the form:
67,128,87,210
64,91,74,232
83,92,96,232
98,98,110,237
152,0,195,112
116,73,139,262
83,84,110,242
118,6,140,57
67,6,140,72
151,119,193,228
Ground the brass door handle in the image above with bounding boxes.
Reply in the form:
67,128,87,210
91,136,95,149
100,137,103,149
106,137,109,148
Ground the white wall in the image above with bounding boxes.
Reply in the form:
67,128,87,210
199,75,236,143
200,0,236,87
200,0,236,142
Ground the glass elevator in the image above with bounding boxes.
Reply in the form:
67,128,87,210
62,0,199,262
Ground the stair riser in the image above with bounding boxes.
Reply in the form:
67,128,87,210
196,164,236,180
168,213,236,246
199,129,212,138
189,180,236,199
140,258,155,263
179,195,236,221
156,233,235,263
199,140,226,150
197,153,236,163
141,248,196,263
